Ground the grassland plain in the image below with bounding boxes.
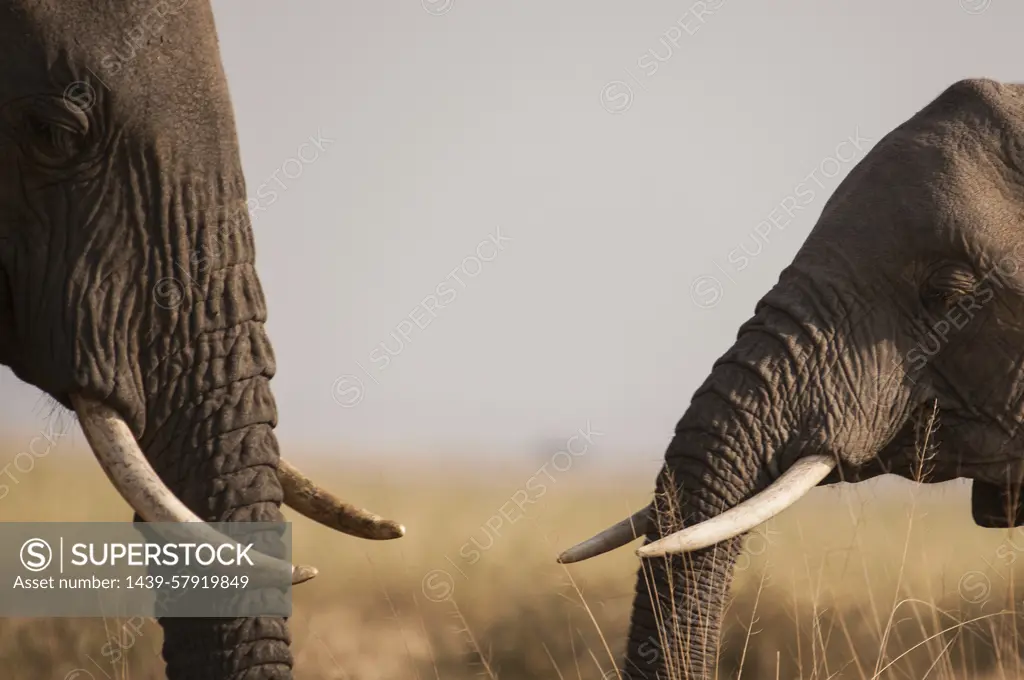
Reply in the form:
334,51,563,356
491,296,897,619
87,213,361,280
0,435,1023,679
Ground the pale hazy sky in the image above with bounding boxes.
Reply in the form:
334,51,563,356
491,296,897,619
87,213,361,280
0,1,1021,470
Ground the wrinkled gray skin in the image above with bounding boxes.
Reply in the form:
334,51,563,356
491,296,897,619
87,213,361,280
0,1,296,678
621,78,1024,679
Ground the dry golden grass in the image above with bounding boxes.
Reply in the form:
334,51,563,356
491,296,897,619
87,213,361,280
3,437,1024,679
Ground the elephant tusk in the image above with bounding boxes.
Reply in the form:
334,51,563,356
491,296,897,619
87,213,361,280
277,459,405,540
556,506,652,564
71,394,317,586
637,453,836,558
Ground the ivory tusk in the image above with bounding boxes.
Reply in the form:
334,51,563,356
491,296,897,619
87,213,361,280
637,454,836,558
278,459,405,540
556,505,651,564
71,394,317,585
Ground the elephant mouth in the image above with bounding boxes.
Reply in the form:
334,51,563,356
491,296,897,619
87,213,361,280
558,453,838,563
818,399,958,485
558,400,960,563
64,392,406,586
71,393,317,584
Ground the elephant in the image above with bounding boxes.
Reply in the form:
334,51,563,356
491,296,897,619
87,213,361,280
0,2,404,678
559,77,1024,679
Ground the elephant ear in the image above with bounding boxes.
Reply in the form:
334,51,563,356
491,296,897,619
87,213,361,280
971,480,1024,528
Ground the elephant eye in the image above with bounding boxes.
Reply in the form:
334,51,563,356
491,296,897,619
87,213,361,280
20,95,91,166
25,113,84,163
922,263,977,310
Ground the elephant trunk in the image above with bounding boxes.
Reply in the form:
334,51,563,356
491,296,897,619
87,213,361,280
135,187,294,680
622,441,759,678
152,363,292,679
622,296,813,679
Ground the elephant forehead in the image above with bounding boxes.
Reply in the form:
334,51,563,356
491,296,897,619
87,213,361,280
912,80,1024,235
0,1,233,145
800,83,1024,273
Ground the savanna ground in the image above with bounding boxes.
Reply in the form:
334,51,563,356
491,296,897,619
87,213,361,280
3,431,1024,679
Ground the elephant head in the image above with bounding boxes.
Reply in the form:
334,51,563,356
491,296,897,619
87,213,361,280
559,78,1024,678
0,2,404,678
